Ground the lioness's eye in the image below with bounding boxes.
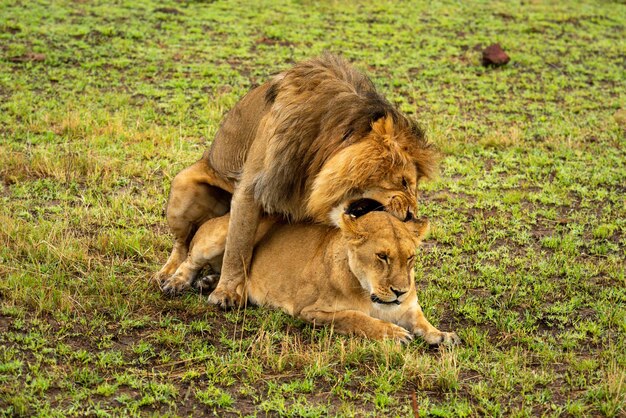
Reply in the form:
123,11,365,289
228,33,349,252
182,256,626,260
407,256,415,264
401,177,408,188
376,253,389,263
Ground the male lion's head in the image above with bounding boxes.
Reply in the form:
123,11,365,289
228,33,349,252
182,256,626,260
308,115,438,225
340,211,429,306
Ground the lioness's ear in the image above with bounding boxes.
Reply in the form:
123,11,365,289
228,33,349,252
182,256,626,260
340,213,366,243
408,218,430,242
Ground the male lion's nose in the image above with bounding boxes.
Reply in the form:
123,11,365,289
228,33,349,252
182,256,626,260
391,287,407,297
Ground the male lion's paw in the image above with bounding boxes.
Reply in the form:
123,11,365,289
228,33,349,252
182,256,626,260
160,273,191,296
152,270,171,287
423,331,461,346
208,285,242,310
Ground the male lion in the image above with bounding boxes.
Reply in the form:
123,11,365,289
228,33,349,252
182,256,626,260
157,54,437,308
160,210,459,345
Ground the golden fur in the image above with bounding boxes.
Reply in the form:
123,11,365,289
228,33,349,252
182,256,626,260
156,54,438,308
161,211,459,344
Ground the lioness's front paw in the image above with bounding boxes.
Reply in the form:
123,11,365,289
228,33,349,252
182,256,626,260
382,324,414,344
423,331,461,346
160,273,192,296
207,285,242,309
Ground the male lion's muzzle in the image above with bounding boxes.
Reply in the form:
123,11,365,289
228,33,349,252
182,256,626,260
358,189,417,222
345,195,416,222
385,194,417,222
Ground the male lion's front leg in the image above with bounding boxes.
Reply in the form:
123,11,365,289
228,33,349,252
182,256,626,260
207,184,261,309
301,310,413,343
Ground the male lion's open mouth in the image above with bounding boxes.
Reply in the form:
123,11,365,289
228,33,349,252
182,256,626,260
345,198,414,222
345,198,385,218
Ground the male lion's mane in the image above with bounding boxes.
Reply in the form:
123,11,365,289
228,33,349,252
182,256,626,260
250,54,437,220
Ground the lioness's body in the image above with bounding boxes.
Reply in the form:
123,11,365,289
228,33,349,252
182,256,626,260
162,212,458,344
158,55,437,308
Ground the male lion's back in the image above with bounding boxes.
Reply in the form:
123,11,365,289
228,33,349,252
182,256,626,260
208,54,397,219
254,54,392,218
206,82,273,183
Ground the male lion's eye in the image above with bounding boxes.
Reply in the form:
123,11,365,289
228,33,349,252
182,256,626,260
401,177,408,188
407,256,415,265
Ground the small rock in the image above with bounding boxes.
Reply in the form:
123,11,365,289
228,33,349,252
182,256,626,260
482,44,510,67
29,53,46,62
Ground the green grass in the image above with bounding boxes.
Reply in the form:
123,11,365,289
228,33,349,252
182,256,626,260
1,0,625,416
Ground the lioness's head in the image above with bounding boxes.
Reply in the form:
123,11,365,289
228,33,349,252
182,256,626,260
308,115,438,224
340,211,430,306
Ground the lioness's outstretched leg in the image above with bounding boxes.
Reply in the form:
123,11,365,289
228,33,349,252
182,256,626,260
300,310,414,343
207,182,262,308
401,303,460,345
155,160,232,284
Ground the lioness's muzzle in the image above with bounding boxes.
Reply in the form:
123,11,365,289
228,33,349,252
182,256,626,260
371,294,401,305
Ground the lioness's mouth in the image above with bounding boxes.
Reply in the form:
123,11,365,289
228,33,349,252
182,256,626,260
371,294,400,305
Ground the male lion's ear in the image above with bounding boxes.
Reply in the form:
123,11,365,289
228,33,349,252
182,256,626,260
408,218,430,242
339,213,366,243
371,115,394,138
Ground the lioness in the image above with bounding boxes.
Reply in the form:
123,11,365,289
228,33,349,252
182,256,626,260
157,54,437,308
161,210,459,345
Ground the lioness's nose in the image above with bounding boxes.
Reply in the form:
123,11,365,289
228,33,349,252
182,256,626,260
391,287,407,297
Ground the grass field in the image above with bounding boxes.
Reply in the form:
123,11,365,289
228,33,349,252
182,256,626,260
1,0,625,416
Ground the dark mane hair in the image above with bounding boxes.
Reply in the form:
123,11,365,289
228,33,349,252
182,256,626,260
252,54,435,217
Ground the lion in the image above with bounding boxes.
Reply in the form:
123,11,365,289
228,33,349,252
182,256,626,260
156,54,438,308
160,209,459,345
